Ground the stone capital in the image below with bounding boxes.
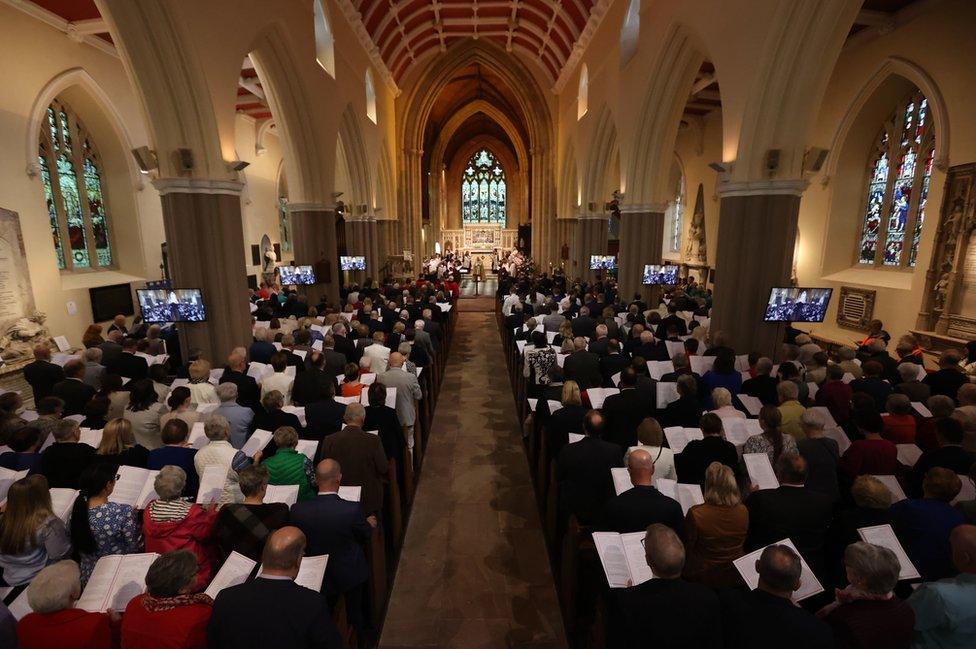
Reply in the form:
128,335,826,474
152,177,244,196
715,178,809,198
286,202,336,213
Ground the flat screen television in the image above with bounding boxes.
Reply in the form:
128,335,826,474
89,284,135,323
278,265,316,285
137,288,207,323
339,256,367,271
642,264,679,286
763,287,833,323
589,255,617,270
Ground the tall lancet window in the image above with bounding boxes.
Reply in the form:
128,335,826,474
856,89,935,268
461,149,506,225
38,98,113,270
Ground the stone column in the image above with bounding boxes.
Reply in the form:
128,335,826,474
154,179,251,363
575,216,609,281
344,217,380,285
288,204,339,308
618,207,665,302
554,217,577,275
399,148,424,274
711,182,805,357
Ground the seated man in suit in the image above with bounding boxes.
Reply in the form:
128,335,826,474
745,453,833,581
292,351,334,407
290,459,375,639
599,340,631,387
39,418,96,489
563,337,602,391
51,359,96,417
601,449,684,535
614,524,721,649
601,368,649,448
110,337,149,381
305,381,348,440
219,348,262,411
320,404,388,516
720,544,833,649
556,410,625,526
676,413,739,486
208,526,341,649
663,374,705,428
23,343,65,402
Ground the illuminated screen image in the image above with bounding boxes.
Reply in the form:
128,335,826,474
763,287,833,323
589,255,617,270
279,265,316,285
137,289,206,323
340,256,367,271
642,264,679,286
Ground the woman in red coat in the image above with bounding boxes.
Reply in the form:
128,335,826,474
121,551,212,649
141,466,217,591
16,560,114,649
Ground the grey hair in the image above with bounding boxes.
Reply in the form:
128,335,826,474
414,320,425,330
777,380,799,401
215,382,238,403
398,342,411,355
204,414,231,441
154,465,188,500
83,347,103,362
755,357,774,375
26,560,81,613
800,408,826,430
344,402,366,425
53,418,80,441
711,387,733,408
145,550,199,598
273,425,299,449
844,542,900,595
837,346,856,361
671,351,688,369
897,363,920,382
253,327,269,342
643,524,685,578
676,373,697,395
238,464,269,497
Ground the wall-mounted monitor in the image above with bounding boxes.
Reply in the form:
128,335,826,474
642,264,679,286
278,265,316,285
89,284,134,323
137,288,207,323
763,287,833,323
339,256,367,271
589,255,617,270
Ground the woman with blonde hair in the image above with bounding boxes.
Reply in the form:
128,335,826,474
0,475,71,585
545,380,587,459
187,359,218,405
683,462,749,587
629,417,677,480
95,417,149,469
553,319,574,347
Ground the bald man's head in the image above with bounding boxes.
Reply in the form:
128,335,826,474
261,526,306,574
315,458,342,490
950,524,976,574
627,448,655,486
388,352,405,368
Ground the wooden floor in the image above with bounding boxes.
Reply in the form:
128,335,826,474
378,306,566,649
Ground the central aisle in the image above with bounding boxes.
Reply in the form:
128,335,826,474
379,304,567,649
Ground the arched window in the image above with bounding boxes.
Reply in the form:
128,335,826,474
461,149,506,225
313,0,335,78
365,70,377,124
577,65,589,121
620,0,640,67
856,88,935,268
37,97,113,271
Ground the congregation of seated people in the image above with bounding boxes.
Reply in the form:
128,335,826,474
0,277,453,649
499,268,976,649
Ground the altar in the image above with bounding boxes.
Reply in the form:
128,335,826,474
441,225,517,254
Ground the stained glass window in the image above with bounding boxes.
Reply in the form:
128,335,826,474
461,149,506,225
37,98,113,271
856,90,935,268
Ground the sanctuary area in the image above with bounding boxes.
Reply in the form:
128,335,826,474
1,1,976,649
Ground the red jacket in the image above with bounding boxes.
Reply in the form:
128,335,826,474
142,504,218,590
17,609,112,649
121,594,211,649
840,438,900,478
882,414,917,444
815,379,853,424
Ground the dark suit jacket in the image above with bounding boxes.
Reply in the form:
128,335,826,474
655,315,688,340
634,342,669,362
615,578,722,649
219,369,261,410
676,436,739,486
109,352,148,381
909,445,976,497
556,436,624,525
364,405,404,462
40,442,96,489
588,338,610,358
600,354,631,387
600,484,685,535
332,335,358,364
923,368,969,402
51,378,96,417
291,369,334,407
563,350,602,391
720,588,833,649
321,349,347,380
849,377,893,412
741,375,779,406
23,360,65,401
601,389,650,448
305,400,347,440
570,315,597,339
208,577,341,649
97,341,123,368
290,494,373,595
745,486,834,578
248,341,277,365
320,427,388,514
545,404,588,459
662,396,704,428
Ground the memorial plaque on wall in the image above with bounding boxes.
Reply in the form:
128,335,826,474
0,208,36,321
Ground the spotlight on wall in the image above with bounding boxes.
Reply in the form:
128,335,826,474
708,161,731,174
131,146,158,173
803,147,830,173
229,160,250,171
177,148,194,172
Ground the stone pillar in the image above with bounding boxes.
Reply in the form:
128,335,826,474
154,179,251,364
575,216,609,281
711,184,804,357
289,204,339,308
344,217,379,285
618,208,665,302
554,217,577,275
399,148,424,274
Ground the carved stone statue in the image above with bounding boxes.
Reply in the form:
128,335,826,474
684,183,707,263
934,272,951,311
0,312,51,362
